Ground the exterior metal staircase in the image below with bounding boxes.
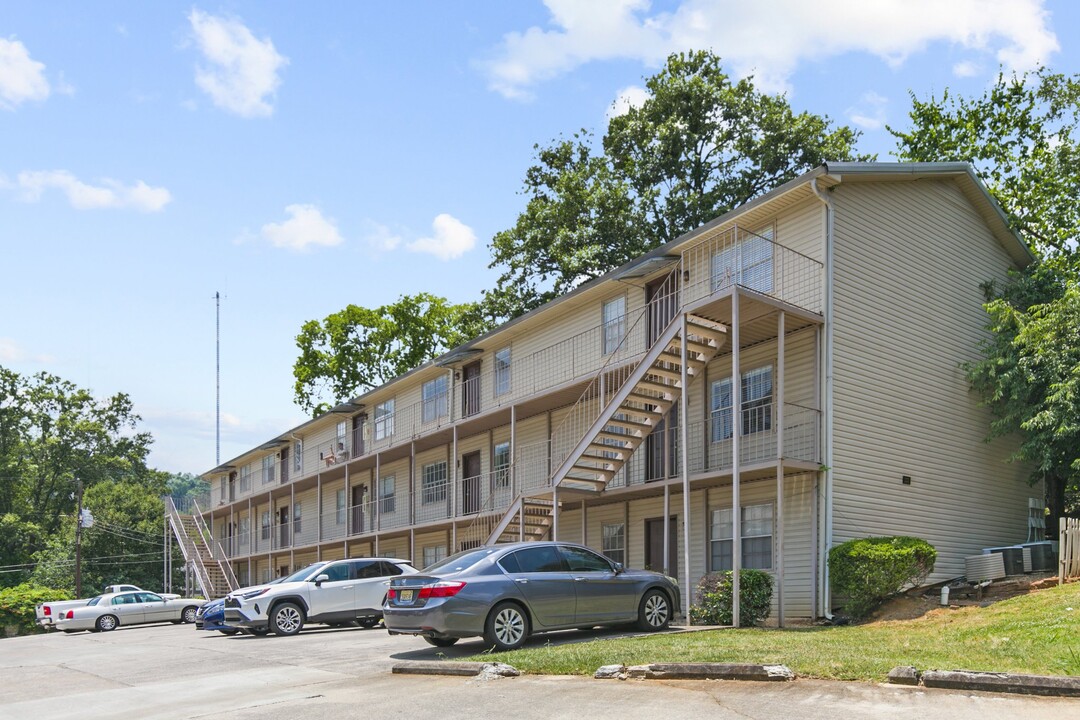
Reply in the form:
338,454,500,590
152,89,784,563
165,497,239,598
482,308,726,545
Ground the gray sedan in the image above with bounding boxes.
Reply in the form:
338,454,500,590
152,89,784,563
55,591,206,633
383,541,680,651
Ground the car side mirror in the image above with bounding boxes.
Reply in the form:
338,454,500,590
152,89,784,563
314,574,330,586
613,562,624,574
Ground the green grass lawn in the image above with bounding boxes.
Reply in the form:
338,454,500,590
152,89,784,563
465,581,1080,681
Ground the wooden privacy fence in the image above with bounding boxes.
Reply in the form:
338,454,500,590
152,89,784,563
1061,517,1080,583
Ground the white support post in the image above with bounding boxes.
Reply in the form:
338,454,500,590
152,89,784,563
731,291,742,628
680,313,691,620
776,310,785,628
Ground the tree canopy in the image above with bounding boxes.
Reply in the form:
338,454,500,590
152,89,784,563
485,50,870,319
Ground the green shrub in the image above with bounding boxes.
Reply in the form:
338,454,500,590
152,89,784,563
828,536,937,619
0,584,72,636
690,569,773,626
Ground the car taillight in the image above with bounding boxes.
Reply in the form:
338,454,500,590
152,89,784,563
44,606,51,616
387,588,397,600
64,610,74,619
418,581,466,599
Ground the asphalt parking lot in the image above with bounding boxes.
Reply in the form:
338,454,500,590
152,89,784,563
2,622,1079,720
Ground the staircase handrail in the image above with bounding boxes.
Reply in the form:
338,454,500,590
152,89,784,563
164,496,215,599
192,499,239,591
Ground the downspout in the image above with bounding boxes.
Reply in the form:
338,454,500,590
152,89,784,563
809,176,835,620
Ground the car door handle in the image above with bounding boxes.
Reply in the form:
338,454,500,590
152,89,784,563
514,578,528,584
574,577,587,582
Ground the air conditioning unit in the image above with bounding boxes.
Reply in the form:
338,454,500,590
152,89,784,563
965,553,1006,582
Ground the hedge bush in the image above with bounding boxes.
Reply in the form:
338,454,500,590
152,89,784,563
690,569,773,626
0,583,72,636
828,536,937,619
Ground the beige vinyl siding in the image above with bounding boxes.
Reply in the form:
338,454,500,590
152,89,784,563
775,197,825,262
830,179,1034,582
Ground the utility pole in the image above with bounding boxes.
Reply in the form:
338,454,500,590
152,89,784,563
75,478,84,597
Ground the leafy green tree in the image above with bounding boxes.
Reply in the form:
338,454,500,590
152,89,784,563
891,67,1080,266
965,266,1080,530
293,293,492,416
486,50,869,319
0,514,45,588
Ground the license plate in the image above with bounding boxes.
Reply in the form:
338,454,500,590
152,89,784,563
399,590,414,603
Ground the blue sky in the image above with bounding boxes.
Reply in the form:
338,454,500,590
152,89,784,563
2,0,1076,475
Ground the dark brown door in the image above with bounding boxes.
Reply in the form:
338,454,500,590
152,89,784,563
351,484,367,534
644,517,678,577
352,414,366,456
279,447,289,484
462,451,482,514
462,361,481,417
646,272,680,346
228,471,236,501
645,407,679,482
279,507,289,547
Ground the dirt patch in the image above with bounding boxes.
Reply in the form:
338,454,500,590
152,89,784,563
861,573,1063,624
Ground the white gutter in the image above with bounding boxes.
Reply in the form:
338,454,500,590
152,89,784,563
809,177,835,620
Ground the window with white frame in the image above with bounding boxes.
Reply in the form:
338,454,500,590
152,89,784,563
710,366,773,442
379,475,396,513
602,295,627,354
602,523,625,565
239,517,249,546
336,421,347,452
494,347,511,396
261,510,270,540
493,441,511,488
709,503,773,571
240,465,251,492
711,226,774,293
335,489,346,525
422,461,448,504
293,502,302,534
374,399,395,440
422,545,447,568
294,440,303,473
422,376,449,423
262,455,276,484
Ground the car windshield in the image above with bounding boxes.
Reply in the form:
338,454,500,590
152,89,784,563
86,596,103,606
423,547,500,574
281,562,330,583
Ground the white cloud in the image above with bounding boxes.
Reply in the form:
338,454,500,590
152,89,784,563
846,91,888,130
363,220,403,252
188,9,288,118
953,60,981,78
483,0,1058,98
261,204,344,251
0,38,51,110
607,84,650,119
406,214,476,261
0,338,53,364
14,170,171,211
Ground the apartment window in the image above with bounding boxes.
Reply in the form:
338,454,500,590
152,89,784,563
260,568,271,584
293,502,302,535
219,477,226,502
379,475,396,513
602,295,626,354
422,545,447,569
493,441,511,488
262,455,276,484
422,461,448,504
494,347,512,396
260,511,270,541
709,503,773,572
238,517,249,547
374,399,395,440
602,523,625,565
293,440,303,473
712,226,774,293
422,376,449,423
335,489,346,525
239,466,251,493
710,366,773,442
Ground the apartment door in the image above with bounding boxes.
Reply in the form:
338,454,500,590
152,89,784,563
644,516,678,577
645,407,679,482
228,471,236,501
462,361,481,417
352,414,366,457
646,273,680,346
279,447,290,484
279,507,289,547
351,484,367,534
461,451,482,515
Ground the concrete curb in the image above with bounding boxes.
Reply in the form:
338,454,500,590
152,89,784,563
595,663,795,681
392,661,520,678
887,667,1080,697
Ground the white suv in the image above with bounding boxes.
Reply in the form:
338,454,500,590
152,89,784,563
223,558,417,636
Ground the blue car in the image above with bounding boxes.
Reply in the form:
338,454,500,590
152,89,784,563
195,597,235,634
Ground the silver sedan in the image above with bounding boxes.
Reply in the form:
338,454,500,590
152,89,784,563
383,541,680,651
55,591,206,633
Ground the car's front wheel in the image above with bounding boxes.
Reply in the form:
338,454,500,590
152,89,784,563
96,614,119,632
424,636,459,647
269,602,305,636
218,628,240,635
181,606,199,624
636,589,671,632
483,602,529,652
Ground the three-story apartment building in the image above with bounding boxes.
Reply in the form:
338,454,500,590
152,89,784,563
198,163,1038,625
